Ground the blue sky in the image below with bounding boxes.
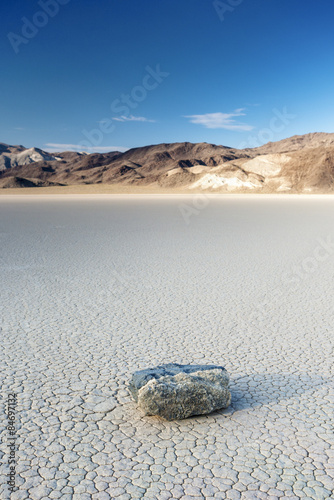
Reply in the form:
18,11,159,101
1,0,334,152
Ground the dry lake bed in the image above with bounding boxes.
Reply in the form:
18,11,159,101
1,195,334,500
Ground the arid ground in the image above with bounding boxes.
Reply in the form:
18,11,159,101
1,195,333,500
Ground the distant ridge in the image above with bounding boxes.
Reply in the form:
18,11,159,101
252,132,334,154
1,133,334,193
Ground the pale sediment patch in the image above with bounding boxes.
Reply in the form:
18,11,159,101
189,173,259,190
1,196,334,499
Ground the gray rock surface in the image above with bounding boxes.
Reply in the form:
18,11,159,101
129,363,231,420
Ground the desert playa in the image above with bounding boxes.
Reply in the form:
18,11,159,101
1,194,334,499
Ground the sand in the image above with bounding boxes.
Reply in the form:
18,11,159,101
1,195,334,499
0,184,193,196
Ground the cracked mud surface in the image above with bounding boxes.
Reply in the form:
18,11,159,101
1,195,334,499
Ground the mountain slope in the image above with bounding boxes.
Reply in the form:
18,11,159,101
0,147,59,171
1,134,334,192
252,132,334,155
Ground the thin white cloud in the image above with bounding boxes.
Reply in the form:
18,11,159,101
184,109,254,131
112,115,156,123
44,143,128,153
14,127,25,130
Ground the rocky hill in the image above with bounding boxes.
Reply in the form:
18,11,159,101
1,133,334,192
252,132,334,155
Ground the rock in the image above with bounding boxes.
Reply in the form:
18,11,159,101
129,363,231,420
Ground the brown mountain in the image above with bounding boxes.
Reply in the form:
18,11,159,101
252,132,334,154
1,133,334,193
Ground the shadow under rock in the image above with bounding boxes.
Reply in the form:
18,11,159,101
121,372,331,426
217,372,331,414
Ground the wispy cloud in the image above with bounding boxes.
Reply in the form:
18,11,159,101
14,127,25,131
44,143,128,153
184,109,254,131
112,115,156,123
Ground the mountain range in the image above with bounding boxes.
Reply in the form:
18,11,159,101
1,132,334,192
